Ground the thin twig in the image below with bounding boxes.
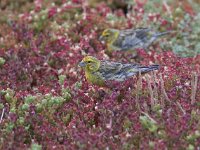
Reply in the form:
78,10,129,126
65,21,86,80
141,111,157,124
143,101,149,113
152,71,159,103
163,0,172,18
135,71,142,112
176,102,186,115
160,74,170,108
0,108,5,123
191,72,198,105
146,75,154,109
160,74,170,101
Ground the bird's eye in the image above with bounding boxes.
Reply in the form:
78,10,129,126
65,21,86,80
87,61,92,63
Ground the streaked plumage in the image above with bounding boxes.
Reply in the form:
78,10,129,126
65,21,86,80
79,56,159,86
99,28,171,53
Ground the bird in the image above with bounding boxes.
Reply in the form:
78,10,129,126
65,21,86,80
99,27,171,53
78,56,159,86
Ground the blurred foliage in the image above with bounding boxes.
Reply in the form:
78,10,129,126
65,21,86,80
0,0,200,149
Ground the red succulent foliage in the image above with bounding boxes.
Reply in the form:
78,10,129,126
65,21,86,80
0,0,199,149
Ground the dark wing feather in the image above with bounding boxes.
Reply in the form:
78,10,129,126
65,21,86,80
134,28,151,39
98,61,123,79
99,61,159,81
118,28,151,50
99,61,139,81
108,64,138,81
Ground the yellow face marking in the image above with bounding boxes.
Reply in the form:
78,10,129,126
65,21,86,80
102,29,110,36
101,29,120,45
81,56,101,72
81,56,104,86
83,56,95,62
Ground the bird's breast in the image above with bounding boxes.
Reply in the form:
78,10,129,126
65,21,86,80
85,71,105,86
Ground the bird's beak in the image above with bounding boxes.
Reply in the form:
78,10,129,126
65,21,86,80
78,61,86,67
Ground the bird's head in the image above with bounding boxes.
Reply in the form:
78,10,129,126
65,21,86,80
99,29,119,43
78,56,101,72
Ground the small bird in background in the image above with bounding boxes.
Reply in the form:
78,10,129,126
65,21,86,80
99,27,171,54
79,56,159,86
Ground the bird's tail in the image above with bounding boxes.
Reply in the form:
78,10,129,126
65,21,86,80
138,65,160,73
148,64,160,71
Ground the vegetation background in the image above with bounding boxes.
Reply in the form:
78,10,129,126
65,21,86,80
0,0,199,149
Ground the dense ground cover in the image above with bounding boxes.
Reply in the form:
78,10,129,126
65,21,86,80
0,0,200,149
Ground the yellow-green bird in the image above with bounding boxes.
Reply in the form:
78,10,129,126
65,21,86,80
99,28,171,53
79,56,159,86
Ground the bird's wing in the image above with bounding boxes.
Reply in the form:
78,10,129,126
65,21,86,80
98,61,123,79
98,61,138,81
121,28,150,36
120,28,151,50
99,62,159,81
99,61,123,73
105,64,138,81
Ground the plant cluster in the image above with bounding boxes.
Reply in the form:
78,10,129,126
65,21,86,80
0,0,199,149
